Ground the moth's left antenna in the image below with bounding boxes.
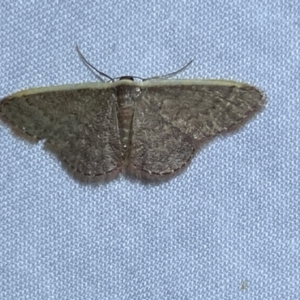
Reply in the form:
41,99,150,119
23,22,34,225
76,46,114,82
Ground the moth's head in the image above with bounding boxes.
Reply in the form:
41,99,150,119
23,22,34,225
119,76,135,82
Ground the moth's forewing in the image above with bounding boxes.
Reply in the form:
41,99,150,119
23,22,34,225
0,83,123,180
127,80,265,179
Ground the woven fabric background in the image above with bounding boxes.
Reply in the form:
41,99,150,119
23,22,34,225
0,1,299,299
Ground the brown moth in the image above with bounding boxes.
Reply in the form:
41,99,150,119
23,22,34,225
0,49,265,182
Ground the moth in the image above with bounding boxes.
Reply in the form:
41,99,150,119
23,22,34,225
0,47,265,182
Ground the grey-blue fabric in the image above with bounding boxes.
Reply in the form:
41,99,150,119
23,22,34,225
0,1,299,299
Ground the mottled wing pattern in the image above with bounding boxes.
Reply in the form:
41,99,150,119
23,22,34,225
129,83,264,178
0,88,122,178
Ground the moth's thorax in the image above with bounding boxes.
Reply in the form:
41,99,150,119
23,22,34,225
116,83,142,162
116,83,142,107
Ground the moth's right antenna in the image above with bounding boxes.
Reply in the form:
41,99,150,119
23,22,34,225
145,60,193,81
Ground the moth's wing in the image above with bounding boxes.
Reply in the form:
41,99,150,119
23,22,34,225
0,86,122,179
129,81,265,179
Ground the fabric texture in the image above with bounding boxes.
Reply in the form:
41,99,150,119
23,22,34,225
0,1,299,299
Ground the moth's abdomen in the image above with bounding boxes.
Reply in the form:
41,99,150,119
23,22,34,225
116,84,139,162
118,105,134,160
